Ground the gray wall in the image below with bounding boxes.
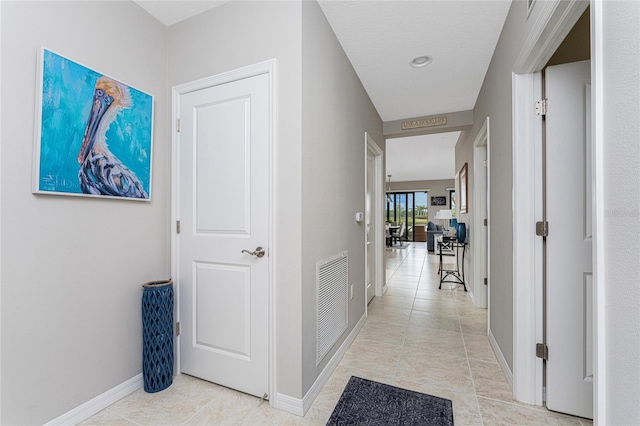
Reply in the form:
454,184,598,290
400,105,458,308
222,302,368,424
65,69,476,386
0,1,169,424
301,0,384,395
455,0,529,370
0,1,382,419
168,0,305,398
602,1,640,423
457,2,640,422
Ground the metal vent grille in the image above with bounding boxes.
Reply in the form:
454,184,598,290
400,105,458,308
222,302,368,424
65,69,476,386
316,251,349,365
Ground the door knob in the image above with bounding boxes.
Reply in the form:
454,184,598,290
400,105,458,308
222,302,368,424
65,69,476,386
241,247,265,258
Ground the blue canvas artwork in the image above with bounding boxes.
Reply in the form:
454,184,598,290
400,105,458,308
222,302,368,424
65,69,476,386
33,48,153,200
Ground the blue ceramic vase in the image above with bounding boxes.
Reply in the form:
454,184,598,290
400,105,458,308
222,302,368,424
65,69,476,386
457,223,466,243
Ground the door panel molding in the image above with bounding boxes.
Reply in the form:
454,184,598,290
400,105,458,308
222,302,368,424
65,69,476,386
171,59,276,404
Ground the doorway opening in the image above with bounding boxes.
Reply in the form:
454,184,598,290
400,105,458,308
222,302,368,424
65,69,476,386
511,2,599,421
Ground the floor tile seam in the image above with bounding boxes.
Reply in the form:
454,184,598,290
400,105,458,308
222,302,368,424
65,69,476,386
462,336,485,426
405,321,464,335
366,317,412,327
466,355,500,365
389,355,403,379
359,331,410,342
366,322,412,330
474,394,564,415
180,389,242,425
413,295,457,302
407,313,463,325
410,307,460,315
180,393,230,425
387,280,421,286
103,408,146,426
404,323,466,336
453,305,478,312
401,346,468,362
388,376,479,400
401,380,478,402
455,306,486,314
305,407,333,424
398,346,470,364
343,357,403,381
352,335,406,350
413,297,457,305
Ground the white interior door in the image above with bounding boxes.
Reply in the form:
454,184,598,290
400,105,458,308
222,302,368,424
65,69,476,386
472,119,489,309
366,149,376,304
177,72,270,398
545,60,592,418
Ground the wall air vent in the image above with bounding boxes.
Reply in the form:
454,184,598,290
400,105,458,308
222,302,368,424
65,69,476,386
316,251,349,365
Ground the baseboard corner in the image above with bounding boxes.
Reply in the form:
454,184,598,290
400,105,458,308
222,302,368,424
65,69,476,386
271,392,305,417
44,374,143,425
299,312,367,416
488,329,513,390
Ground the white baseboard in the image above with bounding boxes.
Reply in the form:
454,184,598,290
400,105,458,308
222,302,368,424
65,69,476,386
488,329,513,390
272,312,367,417
272,392,305,417
467,279,475,305
44,374,143,425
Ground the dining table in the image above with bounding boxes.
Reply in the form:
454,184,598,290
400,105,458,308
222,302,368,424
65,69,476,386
387,225,400,247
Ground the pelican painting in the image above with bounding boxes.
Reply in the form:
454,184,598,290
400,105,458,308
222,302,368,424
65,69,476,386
34,48,153,200
78,77,148,198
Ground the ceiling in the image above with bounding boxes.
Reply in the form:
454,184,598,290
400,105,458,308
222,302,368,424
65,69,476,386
133,0,511,182
317,1,511,122
132,1,227,26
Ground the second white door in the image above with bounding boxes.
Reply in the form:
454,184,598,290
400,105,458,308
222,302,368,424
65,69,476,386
545,60,592,419
366,148,376,304
177,72,270,398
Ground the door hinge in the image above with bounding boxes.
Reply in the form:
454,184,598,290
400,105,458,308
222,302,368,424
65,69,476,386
176,220,181,234
536,343,548,360
176,118,181,132
535,99,548,116
484,218,488,226
536,221,549,237
484,278,488,286
176,322,181,336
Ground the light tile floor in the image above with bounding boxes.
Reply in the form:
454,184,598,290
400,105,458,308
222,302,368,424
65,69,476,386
84,242,592,426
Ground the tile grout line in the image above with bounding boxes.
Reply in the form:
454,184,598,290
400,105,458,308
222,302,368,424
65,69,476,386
461,325,485,426
397,244,486,426
103,408,145,426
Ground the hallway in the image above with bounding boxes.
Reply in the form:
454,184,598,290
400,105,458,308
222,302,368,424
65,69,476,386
84,243,590,425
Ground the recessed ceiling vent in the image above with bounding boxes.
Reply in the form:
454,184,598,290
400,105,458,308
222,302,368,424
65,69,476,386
410,55,433,68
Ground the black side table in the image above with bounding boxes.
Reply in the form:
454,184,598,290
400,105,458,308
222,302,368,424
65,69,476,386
438,241,468,291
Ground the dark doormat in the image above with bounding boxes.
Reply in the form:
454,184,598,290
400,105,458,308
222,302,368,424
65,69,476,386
327,376,454,426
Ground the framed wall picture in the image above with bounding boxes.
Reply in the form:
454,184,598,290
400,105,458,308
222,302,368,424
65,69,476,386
431,196,447,206
459,163,468,214
33,47,154,200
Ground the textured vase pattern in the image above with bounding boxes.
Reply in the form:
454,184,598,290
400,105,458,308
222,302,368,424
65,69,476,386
142,280,174,393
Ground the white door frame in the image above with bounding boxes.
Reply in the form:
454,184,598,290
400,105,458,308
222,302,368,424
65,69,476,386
472,118,489,309
365,133,385,302
511,1,605,423
171,59,277,404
